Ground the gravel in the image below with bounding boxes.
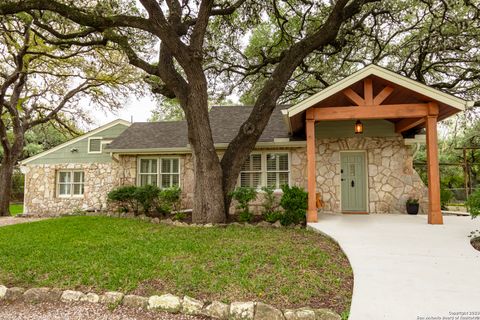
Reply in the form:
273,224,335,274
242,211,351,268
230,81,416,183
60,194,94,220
0,301,211,320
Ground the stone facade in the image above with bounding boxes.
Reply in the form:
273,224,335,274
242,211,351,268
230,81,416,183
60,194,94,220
290,136,428,214
24,136,427,216
23,156,137,215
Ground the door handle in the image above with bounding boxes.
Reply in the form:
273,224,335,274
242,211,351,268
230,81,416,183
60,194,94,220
351,180,355,187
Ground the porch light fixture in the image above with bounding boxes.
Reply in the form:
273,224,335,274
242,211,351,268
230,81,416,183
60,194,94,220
354,120,363,134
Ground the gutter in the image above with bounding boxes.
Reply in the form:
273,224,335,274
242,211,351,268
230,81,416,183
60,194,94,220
105,140,307,155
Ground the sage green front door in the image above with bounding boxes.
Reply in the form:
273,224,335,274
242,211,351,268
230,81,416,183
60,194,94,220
340,152,367,212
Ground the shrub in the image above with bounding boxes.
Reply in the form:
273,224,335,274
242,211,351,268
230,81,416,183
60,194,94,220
160,186,182,211
279,185,307,226
440,188,454,210
467,188,480,219
263,210,283,223
261,186,279,216
107,186,139,214
230,187,257,219
173,211,187,221
135,185,161,215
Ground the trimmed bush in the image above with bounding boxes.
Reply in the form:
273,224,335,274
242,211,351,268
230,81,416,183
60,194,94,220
279,185,307,226
230,187,257,222
261,186,279,217
135,185,161,215
263,210,283,223
108,185,182,217
107,186,139,214
440,188,454,210
467,188,480,219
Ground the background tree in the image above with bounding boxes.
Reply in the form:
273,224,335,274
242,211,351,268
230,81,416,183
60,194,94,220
0,14,139,216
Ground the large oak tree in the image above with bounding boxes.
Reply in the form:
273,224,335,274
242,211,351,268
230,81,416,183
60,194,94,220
0,0,384,223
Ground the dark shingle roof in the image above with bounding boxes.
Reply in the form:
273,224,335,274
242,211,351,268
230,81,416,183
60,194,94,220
106,106,291,150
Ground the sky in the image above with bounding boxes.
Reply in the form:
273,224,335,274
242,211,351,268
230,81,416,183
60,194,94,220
88,95,157,128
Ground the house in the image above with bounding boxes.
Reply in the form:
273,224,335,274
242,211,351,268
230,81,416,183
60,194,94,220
20,65,473,224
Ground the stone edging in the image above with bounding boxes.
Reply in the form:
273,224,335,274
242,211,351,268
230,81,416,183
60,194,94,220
17,212,305,229
0,285,341,320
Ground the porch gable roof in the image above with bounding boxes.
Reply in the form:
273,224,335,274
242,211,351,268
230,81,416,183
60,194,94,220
283,64,473,120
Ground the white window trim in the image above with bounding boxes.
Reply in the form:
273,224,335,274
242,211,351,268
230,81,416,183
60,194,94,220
57,170,85,198
137,156,181,188
237,151,291,192
88,137,103,154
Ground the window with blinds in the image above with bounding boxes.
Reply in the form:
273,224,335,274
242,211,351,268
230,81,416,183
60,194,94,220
266,153,289,188
238,153,290,189
160,158,180,188
138,158,180,188
239,154,262,188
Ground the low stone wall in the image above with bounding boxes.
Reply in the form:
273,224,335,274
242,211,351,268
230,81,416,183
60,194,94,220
0,285,341,320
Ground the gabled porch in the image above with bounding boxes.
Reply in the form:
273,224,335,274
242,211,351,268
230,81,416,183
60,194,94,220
282,65,473,225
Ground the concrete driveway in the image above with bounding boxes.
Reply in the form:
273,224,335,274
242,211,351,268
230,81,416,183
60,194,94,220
309,214,480,320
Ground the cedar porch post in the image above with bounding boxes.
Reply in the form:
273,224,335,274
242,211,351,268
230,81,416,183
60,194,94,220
425,102,443,225
306,109,317,223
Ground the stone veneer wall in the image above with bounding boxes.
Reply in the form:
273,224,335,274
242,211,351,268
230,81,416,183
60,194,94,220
289,136,428,214
24,137,427,216
23,156,137,216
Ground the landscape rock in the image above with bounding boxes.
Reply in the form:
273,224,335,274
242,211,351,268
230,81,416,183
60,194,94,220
204,301,229,319
24,288,52,303
181,296,204,315
313,309,341,320
161,218,173,225
0,285,6,300
148,294,182,312
45,288,63,301
283,308,316,320
80,293,100,303
272,221,282,228
61,290,86,302
254,302,284,320
100,291,124,305
256,221,271,228
123,294,148,309
4,287,25,301
151,218,160,224
230,301,255,320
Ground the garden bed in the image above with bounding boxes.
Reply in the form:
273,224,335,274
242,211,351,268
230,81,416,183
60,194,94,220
0,216,352,314
471,237,480,252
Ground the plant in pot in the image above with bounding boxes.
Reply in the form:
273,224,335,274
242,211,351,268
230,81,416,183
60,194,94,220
406,198,419,215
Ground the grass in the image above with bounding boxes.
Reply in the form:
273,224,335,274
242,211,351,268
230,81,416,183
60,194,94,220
0,216,352,313
8,203,23,216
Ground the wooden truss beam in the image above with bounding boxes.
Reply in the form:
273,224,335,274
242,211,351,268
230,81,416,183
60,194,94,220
311,103,434,121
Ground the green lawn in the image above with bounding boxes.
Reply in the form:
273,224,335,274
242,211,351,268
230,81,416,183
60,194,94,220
0,216,352,313
8,203,23,216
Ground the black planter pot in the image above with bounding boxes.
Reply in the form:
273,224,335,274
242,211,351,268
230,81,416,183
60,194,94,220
406,203,419,215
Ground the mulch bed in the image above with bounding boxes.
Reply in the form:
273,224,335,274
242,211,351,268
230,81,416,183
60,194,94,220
471,238,480,252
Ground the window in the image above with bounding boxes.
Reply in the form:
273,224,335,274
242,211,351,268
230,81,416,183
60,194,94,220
160,158,180,188
138,158,180,188
266,153,289,188
238,152,290,189
139,159,158,186
57,170,84,197
88,137,102,153
239,154,262,188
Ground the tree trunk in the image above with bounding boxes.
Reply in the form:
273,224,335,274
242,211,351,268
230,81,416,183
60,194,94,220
183,82,226,224
0,157,15,216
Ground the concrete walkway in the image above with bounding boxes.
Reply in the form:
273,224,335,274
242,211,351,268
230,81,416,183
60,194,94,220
309,214,480,320
0,216,47,227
